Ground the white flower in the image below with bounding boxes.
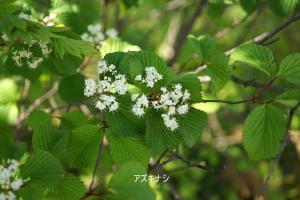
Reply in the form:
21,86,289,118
95,100,106,111
82,23,111,44
0,159,25,199
106,28,118,38
131,94,139,101
1,33,9,42
43,12,57,26
134,67,163,88
97,60,110,74
177,104,189,115
10,179,23,190
135,75,142,81
11,40,51,68
131,94,149,117
18,12,33,21
161,114,178,131
6,191,16,200
84,79,97,97
113,74,127,95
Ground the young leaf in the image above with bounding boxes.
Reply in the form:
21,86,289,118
207,53,231,92
277,53,300,85
106,131,151,167
230,44,277,76
187,34,216,62
243,104,286,160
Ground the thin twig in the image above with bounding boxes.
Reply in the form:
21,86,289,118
194,12,300,73
198,98,251,104
81,125,107,200
15,81,59,125
225,12,300,55
168,0,208,66
230,75,287,92
258,100,300,197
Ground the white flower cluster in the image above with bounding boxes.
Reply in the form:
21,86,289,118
18,12,33,21
132,68,190,131
0,160,25,200
131,94,149,117
84,60,128,112
42,13,57,26
11,40,52,69
135,67,163,88
155,84,190,131
81,23,118,45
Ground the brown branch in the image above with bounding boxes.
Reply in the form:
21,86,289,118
81,125,107,200
230,75,287,92
198,98,251,105
258,100,300,197
194,11,300,79
225,12,300,56
168,0,207,66
15,81,59,125
255,13,300,45
148,150,215,174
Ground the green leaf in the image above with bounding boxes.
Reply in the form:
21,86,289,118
53,36,95,59
46,174,86,200
104,52,126,67
119,51,169,93
177,108,207,146
27,111,52,129
106,162,156,200
67,124,103,168
58,74,85,102
101,38,140,57
243,104,286,160
145,110,181,154
20,151,63,188
104,95,145,137
32,125,69,156
268,0,300,16
174,73,202,101
277,54,300,85
239,0,260,13
275,89,300,100
187,34,216,62
106,131,150,167
207,53,231,92
61,111,89,128
230,44,277,76
49,54,82,76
